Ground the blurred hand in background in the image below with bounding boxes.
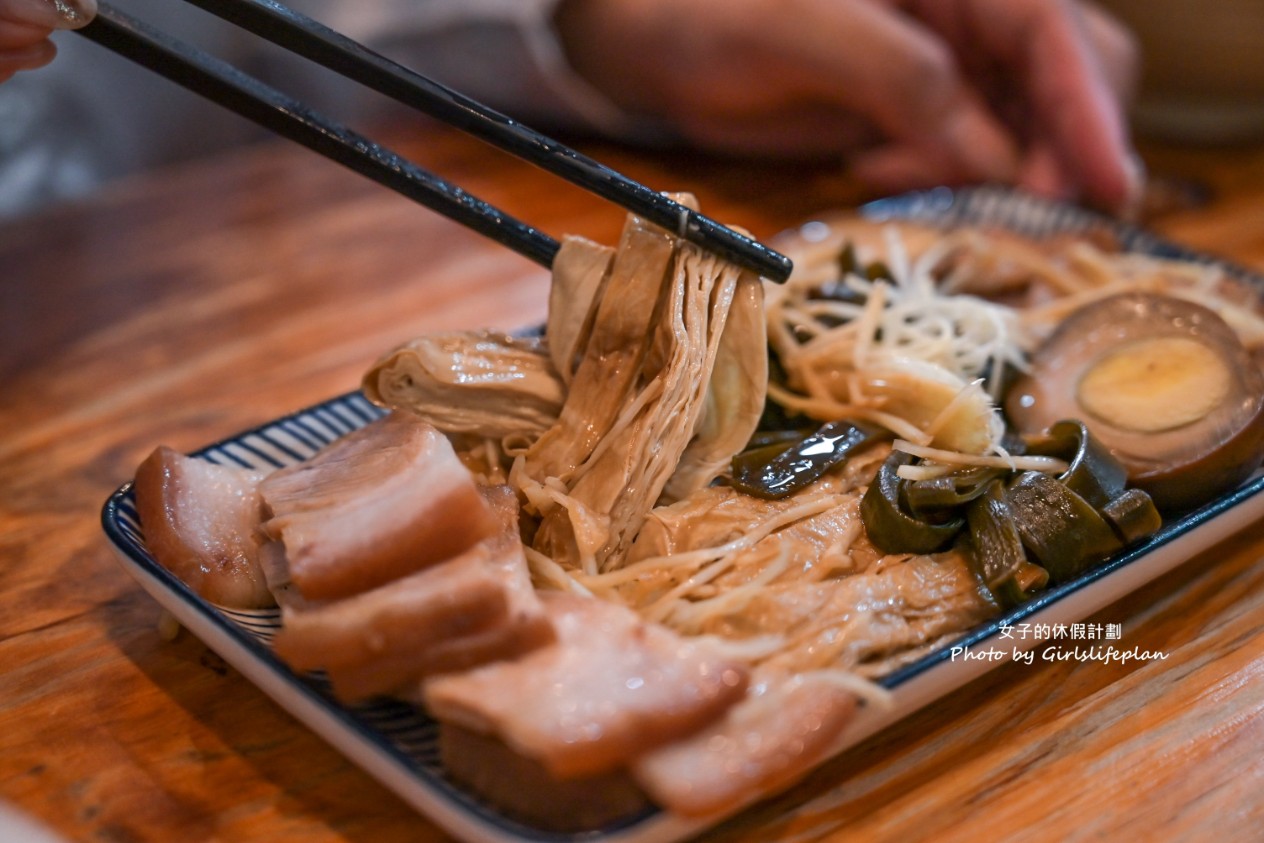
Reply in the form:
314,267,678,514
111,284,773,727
0,0,1141,217
555,0,1141,213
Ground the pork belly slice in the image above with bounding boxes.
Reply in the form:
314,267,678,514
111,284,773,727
398,485,553,673
133,446,272,609
631,669,859,817
273,546,505,701
423,591,749,780
259,411,497,600
439,723,650,832
273,485,552,702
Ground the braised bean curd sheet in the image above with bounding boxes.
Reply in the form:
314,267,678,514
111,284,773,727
120,190,1264,836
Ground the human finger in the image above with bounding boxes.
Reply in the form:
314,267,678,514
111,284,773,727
848,130,1026,195
775,0,1022,185
0,17,52,50
912,0,1139,212
1078,0,1139,101
1015,139,1069,200
556,0,1021,182
0,0,96,31
848,140,963,194
0,0,95,82
662,101,879,159
1025,0,1141,210
0,36,54,81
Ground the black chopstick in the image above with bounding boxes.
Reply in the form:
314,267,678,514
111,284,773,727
174,0,792,283
77,1,792,282
78,3,561,268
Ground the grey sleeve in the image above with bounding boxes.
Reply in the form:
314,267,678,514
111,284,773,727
294,0,644,137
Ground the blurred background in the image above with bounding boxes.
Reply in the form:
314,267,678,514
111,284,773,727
1099,0,1264,144
4,0,1264,220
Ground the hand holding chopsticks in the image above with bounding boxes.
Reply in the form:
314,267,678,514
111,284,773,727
75,0,792,282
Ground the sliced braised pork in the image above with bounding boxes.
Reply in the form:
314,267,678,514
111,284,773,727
439,724,650,832
423,591,748,780
632,667,859,817
274,546,509,701
272,485,552,702
259,411,497,600
133,446,272,608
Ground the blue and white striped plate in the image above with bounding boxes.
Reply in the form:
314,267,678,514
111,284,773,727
102,187,1264,843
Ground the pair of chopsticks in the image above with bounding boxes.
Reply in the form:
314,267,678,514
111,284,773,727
75,0,792,282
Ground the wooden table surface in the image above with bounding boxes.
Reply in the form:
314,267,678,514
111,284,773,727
3,120,1263,843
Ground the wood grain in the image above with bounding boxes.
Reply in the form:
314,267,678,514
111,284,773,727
2,124,1262,843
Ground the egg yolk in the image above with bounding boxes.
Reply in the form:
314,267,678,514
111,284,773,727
1075,337,1230,433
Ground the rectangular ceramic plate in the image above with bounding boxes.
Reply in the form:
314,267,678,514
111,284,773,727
102,187,1264,843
